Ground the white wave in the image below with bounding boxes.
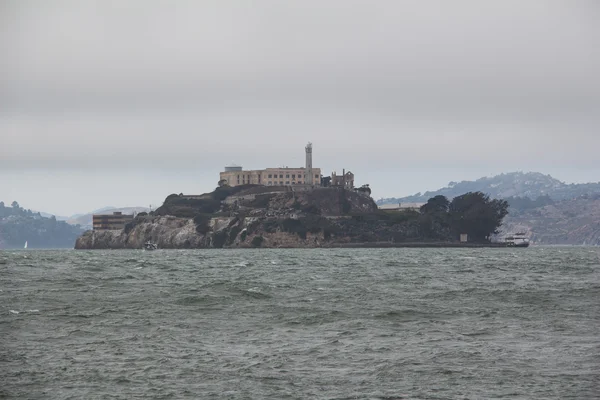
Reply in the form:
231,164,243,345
27,309,39,313
9,310,19,314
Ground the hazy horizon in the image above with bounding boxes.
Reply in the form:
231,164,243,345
2,1,599,216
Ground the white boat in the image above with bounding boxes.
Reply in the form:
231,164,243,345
143,241,158,251
504,233,530,248
24,241,28,249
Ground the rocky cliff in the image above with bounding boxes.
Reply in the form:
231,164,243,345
75,186,404,249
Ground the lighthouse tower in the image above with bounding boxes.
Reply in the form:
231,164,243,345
305,142,313,186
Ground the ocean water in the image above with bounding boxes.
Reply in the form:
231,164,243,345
1,247,599,399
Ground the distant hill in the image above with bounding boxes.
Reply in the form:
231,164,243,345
36,211,70,221
499,194,600,245
378,172,600,204
67,207,150,229
0,201,84,249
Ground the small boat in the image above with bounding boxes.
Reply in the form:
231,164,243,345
24,241,28,249
504,233,530,248
143,241,158,251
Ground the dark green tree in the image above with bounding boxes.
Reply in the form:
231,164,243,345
418,195,451,239
449,192,508,242
356,184,371,196
420,195,450,214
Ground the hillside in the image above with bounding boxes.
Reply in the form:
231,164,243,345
500,196,600,245
0,201,84,249
378,172,600,204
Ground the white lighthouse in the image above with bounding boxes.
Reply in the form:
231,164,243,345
305,142,313,186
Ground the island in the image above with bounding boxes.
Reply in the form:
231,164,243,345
75,185,510,249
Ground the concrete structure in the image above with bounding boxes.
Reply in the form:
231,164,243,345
305,142,313,186
331,170,355,189
92,211,134,231
219,143,321,187
220,167,322,187
378,202,426,212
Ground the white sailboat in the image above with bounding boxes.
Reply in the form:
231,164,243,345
24,241,28,249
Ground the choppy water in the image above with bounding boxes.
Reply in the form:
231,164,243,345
1,248,599,399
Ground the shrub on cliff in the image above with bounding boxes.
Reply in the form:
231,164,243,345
262,220,278,233
193,214,211,234
251,235,264,248
228,225,243,244
212,231,227,248
281,218,307,239
249,194,274,208
301,204,321,215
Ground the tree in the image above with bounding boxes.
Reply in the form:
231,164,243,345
11,201,19,209
356,184,371,196
418,195,451,239
449,192,508,242
420,195,450,214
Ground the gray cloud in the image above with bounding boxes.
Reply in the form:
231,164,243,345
1,0,599,214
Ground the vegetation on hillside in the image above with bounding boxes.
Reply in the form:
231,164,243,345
501,195,600,245
378,172,600,204
0,201,84,248
385,192,510,243
505,195,554,214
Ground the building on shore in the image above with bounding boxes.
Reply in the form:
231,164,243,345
219,143,359,190
378,203,426,212
92,211,134,230
219,166,322,187
331,170,355,189
219,143,321,187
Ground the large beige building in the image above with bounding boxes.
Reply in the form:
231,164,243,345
220,166,322,187
219,142,322,187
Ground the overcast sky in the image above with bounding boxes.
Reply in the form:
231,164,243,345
1,0,599,216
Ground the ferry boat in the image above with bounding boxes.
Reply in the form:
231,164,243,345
504,233,530,248
144,241,158,251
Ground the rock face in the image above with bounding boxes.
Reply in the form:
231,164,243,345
75,187,388,249
75,216,203,249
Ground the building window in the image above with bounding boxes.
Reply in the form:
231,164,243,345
315,174,319,178
268,174,272,178
279,174,283,178
285,181,290,185
280,181,283,185
286,174,289,178
292,174,295,178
